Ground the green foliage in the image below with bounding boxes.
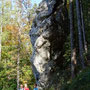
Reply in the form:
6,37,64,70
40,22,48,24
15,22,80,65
0,0,37,89
69,67,90,90
0,62,17,90
61,67,90,90
63,36,71,67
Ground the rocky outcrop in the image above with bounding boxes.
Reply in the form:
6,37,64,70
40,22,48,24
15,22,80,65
29,0,69,89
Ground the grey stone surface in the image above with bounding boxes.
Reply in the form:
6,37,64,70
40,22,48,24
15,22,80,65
29,0,68,89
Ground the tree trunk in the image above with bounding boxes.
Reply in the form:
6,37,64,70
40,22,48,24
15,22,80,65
17,45,20,90
76,0,85,69
0,21,2,61
17,25,21,90
17,1,22,89
0,0,3,61
69,0,77,78
80,0,87,53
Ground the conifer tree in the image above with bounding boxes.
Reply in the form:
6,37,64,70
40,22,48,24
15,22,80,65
80,0,87,53
69,0,77,78
76,0,85,68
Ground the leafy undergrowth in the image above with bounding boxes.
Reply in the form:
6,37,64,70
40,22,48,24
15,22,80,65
62,67,90,90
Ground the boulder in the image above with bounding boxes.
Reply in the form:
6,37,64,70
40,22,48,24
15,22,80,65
29,0,69,89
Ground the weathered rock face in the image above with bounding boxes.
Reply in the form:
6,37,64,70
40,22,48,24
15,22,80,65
29,0,68,89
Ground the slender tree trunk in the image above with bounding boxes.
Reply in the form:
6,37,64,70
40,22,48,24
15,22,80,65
69,0,77,78
76,0,85,69
0,0,4,61
17,1,22,89
17,28,21,90
17,39,20,90
17,30,20,90
86,0,89,30
0,20,2,61
80,0,87,53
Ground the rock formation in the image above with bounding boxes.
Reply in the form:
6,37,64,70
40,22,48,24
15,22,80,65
29,0,69,89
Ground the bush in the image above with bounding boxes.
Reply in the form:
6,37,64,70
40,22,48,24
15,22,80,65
69,67,90,90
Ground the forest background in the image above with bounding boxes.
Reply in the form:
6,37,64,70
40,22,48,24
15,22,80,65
0,0,37,89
